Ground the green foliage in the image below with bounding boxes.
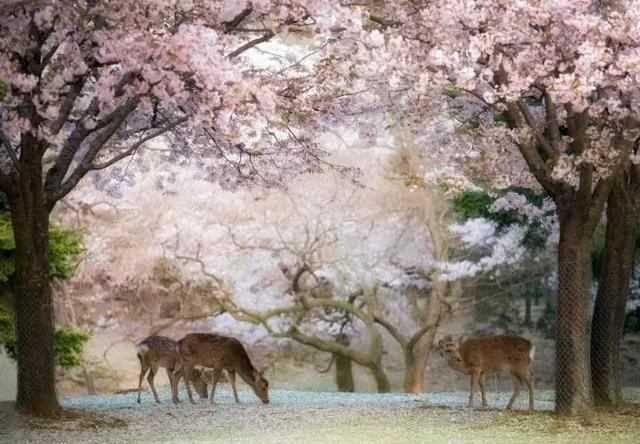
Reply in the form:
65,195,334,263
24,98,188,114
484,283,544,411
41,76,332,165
0,303,89,368
0,302,14,357
450,189,493,219
0,192,83,283
492,111,509,124
456,117,481,134
450,187,549,249
54,327,90,369
442,87,461,99
49,225,84,280
625,307,640,334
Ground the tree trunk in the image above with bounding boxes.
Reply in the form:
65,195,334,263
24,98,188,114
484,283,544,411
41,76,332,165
403,279,444,393
555,212,594,415
335,354,355,392
591,183,637,406
9,158,60,415
524,291,532,328
369,363,390,393
335,333,354,392
403,331,434,393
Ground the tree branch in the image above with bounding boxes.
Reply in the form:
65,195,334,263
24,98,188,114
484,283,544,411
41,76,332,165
89,116,188,171
374,315,408,348
227,31,275,58
48,98,139,207
516,98,557,162
406,322,437,352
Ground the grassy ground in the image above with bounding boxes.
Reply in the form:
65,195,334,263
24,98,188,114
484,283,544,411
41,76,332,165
1,388,640,443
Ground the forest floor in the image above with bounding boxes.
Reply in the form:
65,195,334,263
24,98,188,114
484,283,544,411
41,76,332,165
2,388,640,443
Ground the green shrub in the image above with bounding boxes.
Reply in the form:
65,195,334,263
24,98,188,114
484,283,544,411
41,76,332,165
0,303,89,368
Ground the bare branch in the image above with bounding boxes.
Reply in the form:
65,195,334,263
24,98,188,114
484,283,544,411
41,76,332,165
89,116,188,171
49,98,139,207
516,98,557,162
227,31,275,59
374,315,408,348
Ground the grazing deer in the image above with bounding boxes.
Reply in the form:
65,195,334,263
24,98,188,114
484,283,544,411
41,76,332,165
438,334,535,411
135,335,207,404
194,364,239,404
176,333,269,405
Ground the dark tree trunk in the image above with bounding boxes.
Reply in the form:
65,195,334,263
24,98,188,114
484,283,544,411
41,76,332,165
9,153,60,416
334,334,354,392
524,292,532,328
554,206,594,415
591,182,637,406
335,354,355,392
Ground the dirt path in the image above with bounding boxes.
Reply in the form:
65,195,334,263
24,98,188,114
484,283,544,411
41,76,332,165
2,389,639,443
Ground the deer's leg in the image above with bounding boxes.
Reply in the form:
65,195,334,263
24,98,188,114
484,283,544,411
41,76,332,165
209,368,223,405
506,373,523,411
166,367,179,404
478,372,488,411
228,371,240,404
147,365,161,403
524,368,534,412
137,357,149,404
172,367,182,404
468,371,479,408
182,363,197,405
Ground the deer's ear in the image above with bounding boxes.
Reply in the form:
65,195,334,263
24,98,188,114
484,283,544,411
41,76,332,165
437,339,444,348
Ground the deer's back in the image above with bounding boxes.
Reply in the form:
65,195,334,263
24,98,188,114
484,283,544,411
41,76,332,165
461,335,533,372
137,335,180,368
178,333,253,373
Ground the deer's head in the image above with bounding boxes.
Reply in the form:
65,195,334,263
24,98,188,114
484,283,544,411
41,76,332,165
438,335,464,364
251,368,269,404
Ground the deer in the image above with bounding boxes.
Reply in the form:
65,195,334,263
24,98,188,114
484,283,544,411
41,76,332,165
175,332,270,405
135,335,208,404
438,334,535,411
194,363,236,405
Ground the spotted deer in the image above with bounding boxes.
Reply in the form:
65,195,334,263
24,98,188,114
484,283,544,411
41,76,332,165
175,333,269,404
438,335,535,411
135,335,207,404
194,364,240,404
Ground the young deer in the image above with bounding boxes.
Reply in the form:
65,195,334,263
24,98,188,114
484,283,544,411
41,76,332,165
438,334,535,411
194,364,238,404
135,335,207,404
175,333,269,405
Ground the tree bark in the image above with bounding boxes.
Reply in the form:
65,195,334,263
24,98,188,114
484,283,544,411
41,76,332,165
9,154,60,415
402,278,445,394
524,291,532,328
554,208,594,415
403,333,431,393
335,354,355,392
369,363,391,393
335,333,354,392
591,182,637,406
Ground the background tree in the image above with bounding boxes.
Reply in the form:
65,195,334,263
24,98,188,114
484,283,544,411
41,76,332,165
331,0,640,415
0,0,362,415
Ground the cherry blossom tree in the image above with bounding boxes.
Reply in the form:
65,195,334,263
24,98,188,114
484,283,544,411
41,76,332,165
331,0,640,415
0,0,362,415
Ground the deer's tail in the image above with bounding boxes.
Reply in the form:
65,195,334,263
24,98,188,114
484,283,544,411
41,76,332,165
529,344,536,362
136,342,149,359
